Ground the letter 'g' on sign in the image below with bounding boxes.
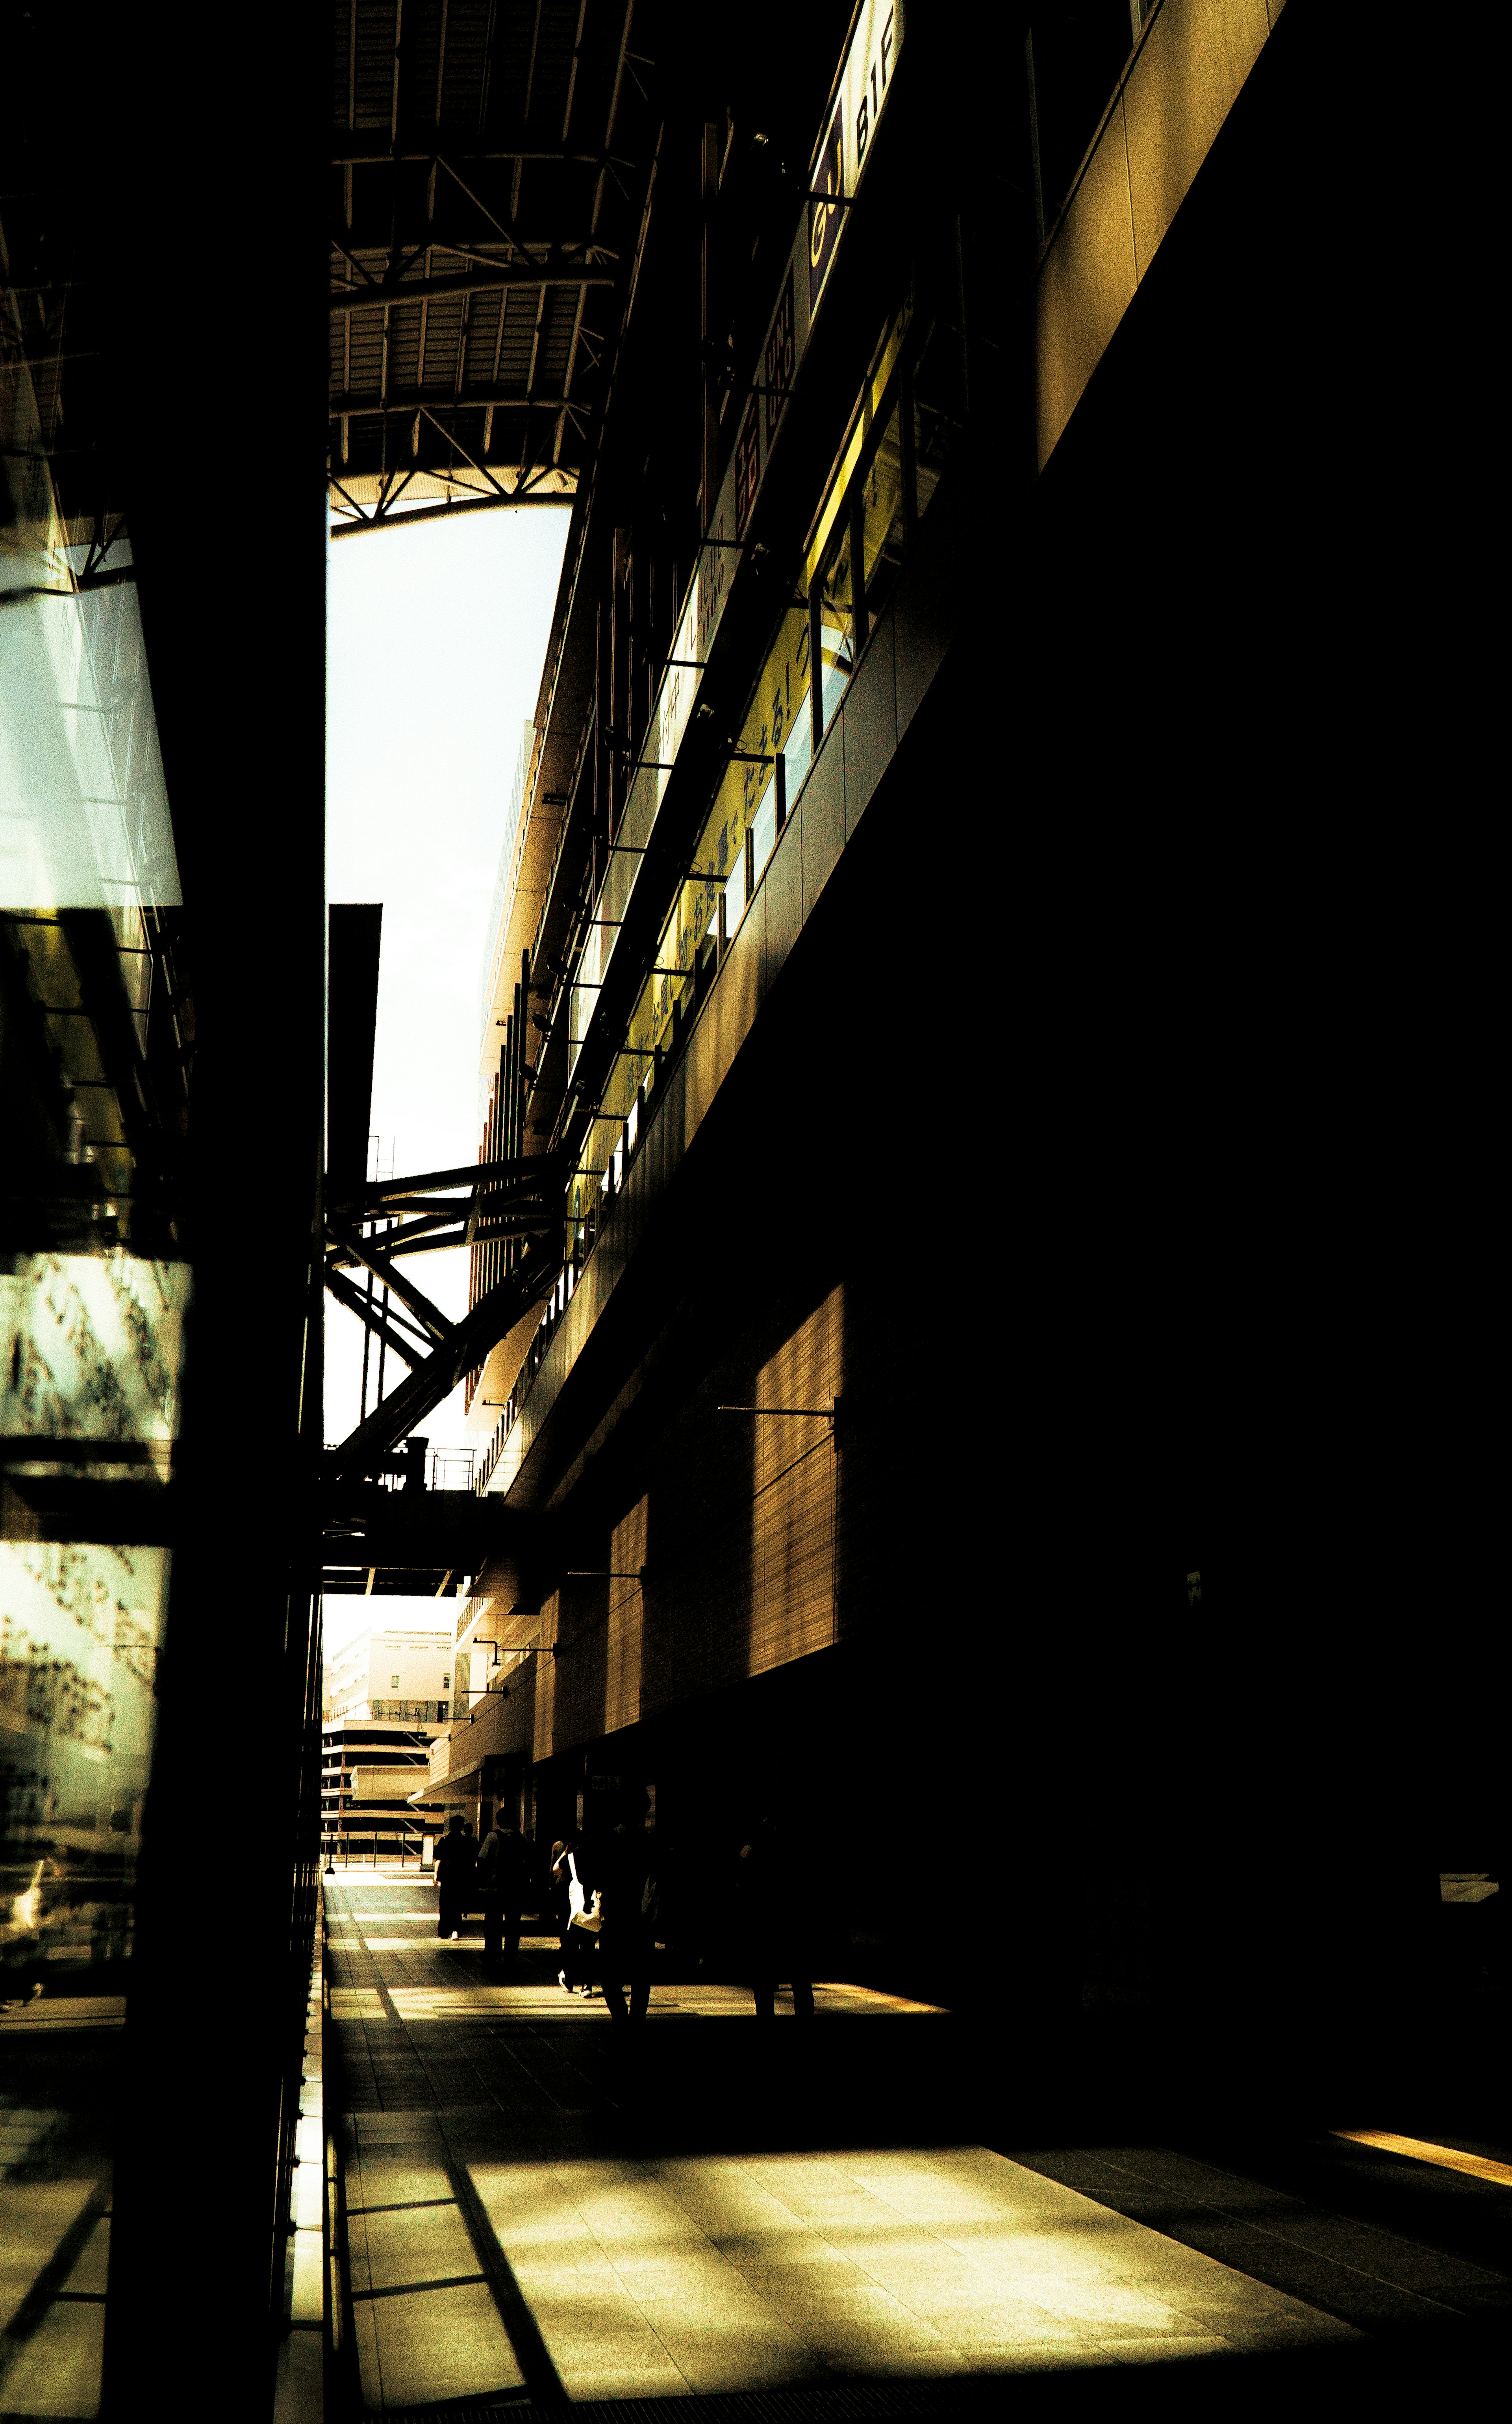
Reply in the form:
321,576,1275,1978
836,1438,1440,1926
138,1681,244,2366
808,107,844,306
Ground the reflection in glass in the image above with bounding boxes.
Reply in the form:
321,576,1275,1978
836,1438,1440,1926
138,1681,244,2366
1,345,179,916
819,523,856,733
750,784,779,892
860,406,906,628
3,204,196,2414
914,315,966,521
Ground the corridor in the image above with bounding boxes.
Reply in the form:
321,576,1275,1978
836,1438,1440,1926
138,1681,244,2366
321,1871,1413,2417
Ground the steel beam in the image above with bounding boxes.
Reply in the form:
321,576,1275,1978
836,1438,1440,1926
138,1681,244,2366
331,266,614,314
327,1223,456,1345
329,491,574,535
326,1234,561,1475
324,1265,427,1369
326,1208,557,1266
335,1148,570,1212
330,387,573,419
331,139,624,164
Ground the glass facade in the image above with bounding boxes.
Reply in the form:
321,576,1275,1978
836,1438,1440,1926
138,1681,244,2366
0,119,325,2407
2,326,191,2041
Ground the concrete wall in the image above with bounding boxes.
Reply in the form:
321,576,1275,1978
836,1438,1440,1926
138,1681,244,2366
1036,0,1284,469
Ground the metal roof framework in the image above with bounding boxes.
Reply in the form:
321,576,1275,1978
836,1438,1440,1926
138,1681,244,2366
329,0,650,535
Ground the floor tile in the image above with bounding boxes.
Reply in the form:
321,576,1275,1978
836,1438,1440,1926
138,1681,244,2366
360,2200,478,2291
635,2307,828,2391
367,2280,523,2409
350,2153,453,2212
1002,2274,1201,2335
1095,2333,1231,2365
0,2298,106,2417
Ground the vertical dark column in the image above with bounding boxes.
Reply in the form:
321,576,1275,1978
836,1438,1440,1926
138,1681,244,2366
96,4,325,2415
610,527,630,834
495,1045,506,1290
326,902,382,1201
700,121,721,528
517,951,531,1191
640,527,656,735
595,591,612,853
501,1052,513,1299
504,1004,518,1275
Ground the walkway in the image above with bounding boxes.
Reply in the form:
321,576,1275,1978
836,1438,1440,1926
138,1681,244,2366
323,1868,1508,2418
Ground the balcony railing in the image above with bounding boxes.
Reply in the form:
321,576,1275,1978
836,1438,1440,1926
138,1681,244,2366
322,1445,474,1493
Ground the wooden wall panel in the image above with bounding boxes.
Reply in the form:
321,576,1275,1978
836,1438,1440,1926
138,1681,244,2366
747,1286,841,1675
604,1496,648,1733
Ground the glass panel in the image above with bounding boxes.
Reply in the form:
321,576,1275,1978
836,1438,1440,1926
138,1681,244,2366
914,317,966,521
860,404,906,628
802,304,912,596
781,673,813,800
2,189,198,2415
751,784,778,888
819,524,856,730
723,846,748,936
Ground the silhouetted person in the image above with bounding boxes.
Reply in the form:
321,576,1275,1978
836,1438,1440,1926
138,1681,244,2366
552,1833,595,1995
476,1813,530,1966
739,1815,815,2020
434,1816,475,1940
600,1807,659,2028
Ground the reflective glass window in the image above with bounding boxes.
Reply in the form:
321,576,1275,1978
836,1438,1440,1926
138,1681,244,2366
914,316,966,520
819,523,856,732
860,404,906,628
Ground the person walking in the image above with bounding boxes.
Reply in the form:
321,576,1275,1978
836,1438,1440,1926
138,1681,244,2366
739,1814,815,2020
476,1810,530,1968
552,1832,597,1996
434,1816,476,1941
599,1804,659,2030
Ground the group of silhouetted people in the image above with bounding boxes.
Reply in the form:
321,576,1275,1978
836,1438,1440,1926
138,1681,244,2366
430,1799,819,2027
433,1811,534,1963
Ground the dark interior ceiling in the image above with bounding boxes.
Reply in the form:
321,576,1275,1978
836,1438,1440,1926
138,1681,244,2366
329,0,650,530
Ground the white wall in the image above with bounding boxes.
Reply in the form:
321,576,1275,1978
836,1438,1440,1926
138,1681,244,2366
323,1625,454,1716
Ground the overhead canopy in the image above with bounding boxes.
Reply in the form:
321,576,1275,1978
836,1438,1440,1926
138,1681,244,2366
329,0,650,532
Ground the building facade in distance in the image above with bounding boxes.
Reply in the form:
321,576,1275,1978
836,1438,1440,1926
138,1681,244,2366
322,1622,455,1723
321,1623,455,1859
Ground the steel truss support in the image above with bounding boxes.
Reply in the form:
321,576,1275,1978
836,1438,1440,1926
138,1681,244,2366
330,1148,569,1217
327,1223,455,1345
330,264,614,313
324,1265,427,1370
329,489,573,536
330,387,574,419
326,1232,563,1476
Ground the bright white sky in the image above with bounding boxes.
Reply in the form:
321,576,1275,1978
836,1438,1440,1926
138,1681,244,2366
324,503,569,1655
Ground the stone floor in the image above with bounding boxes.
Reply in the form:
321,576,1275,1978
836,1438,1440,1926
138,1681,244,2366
324,1870,1388,2415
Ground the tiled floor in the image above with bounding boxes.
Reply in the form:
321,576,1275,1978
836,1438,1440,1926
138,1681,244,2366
339,2115,1356,2408
0,2180,110,2417
324,1872,1367,2413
